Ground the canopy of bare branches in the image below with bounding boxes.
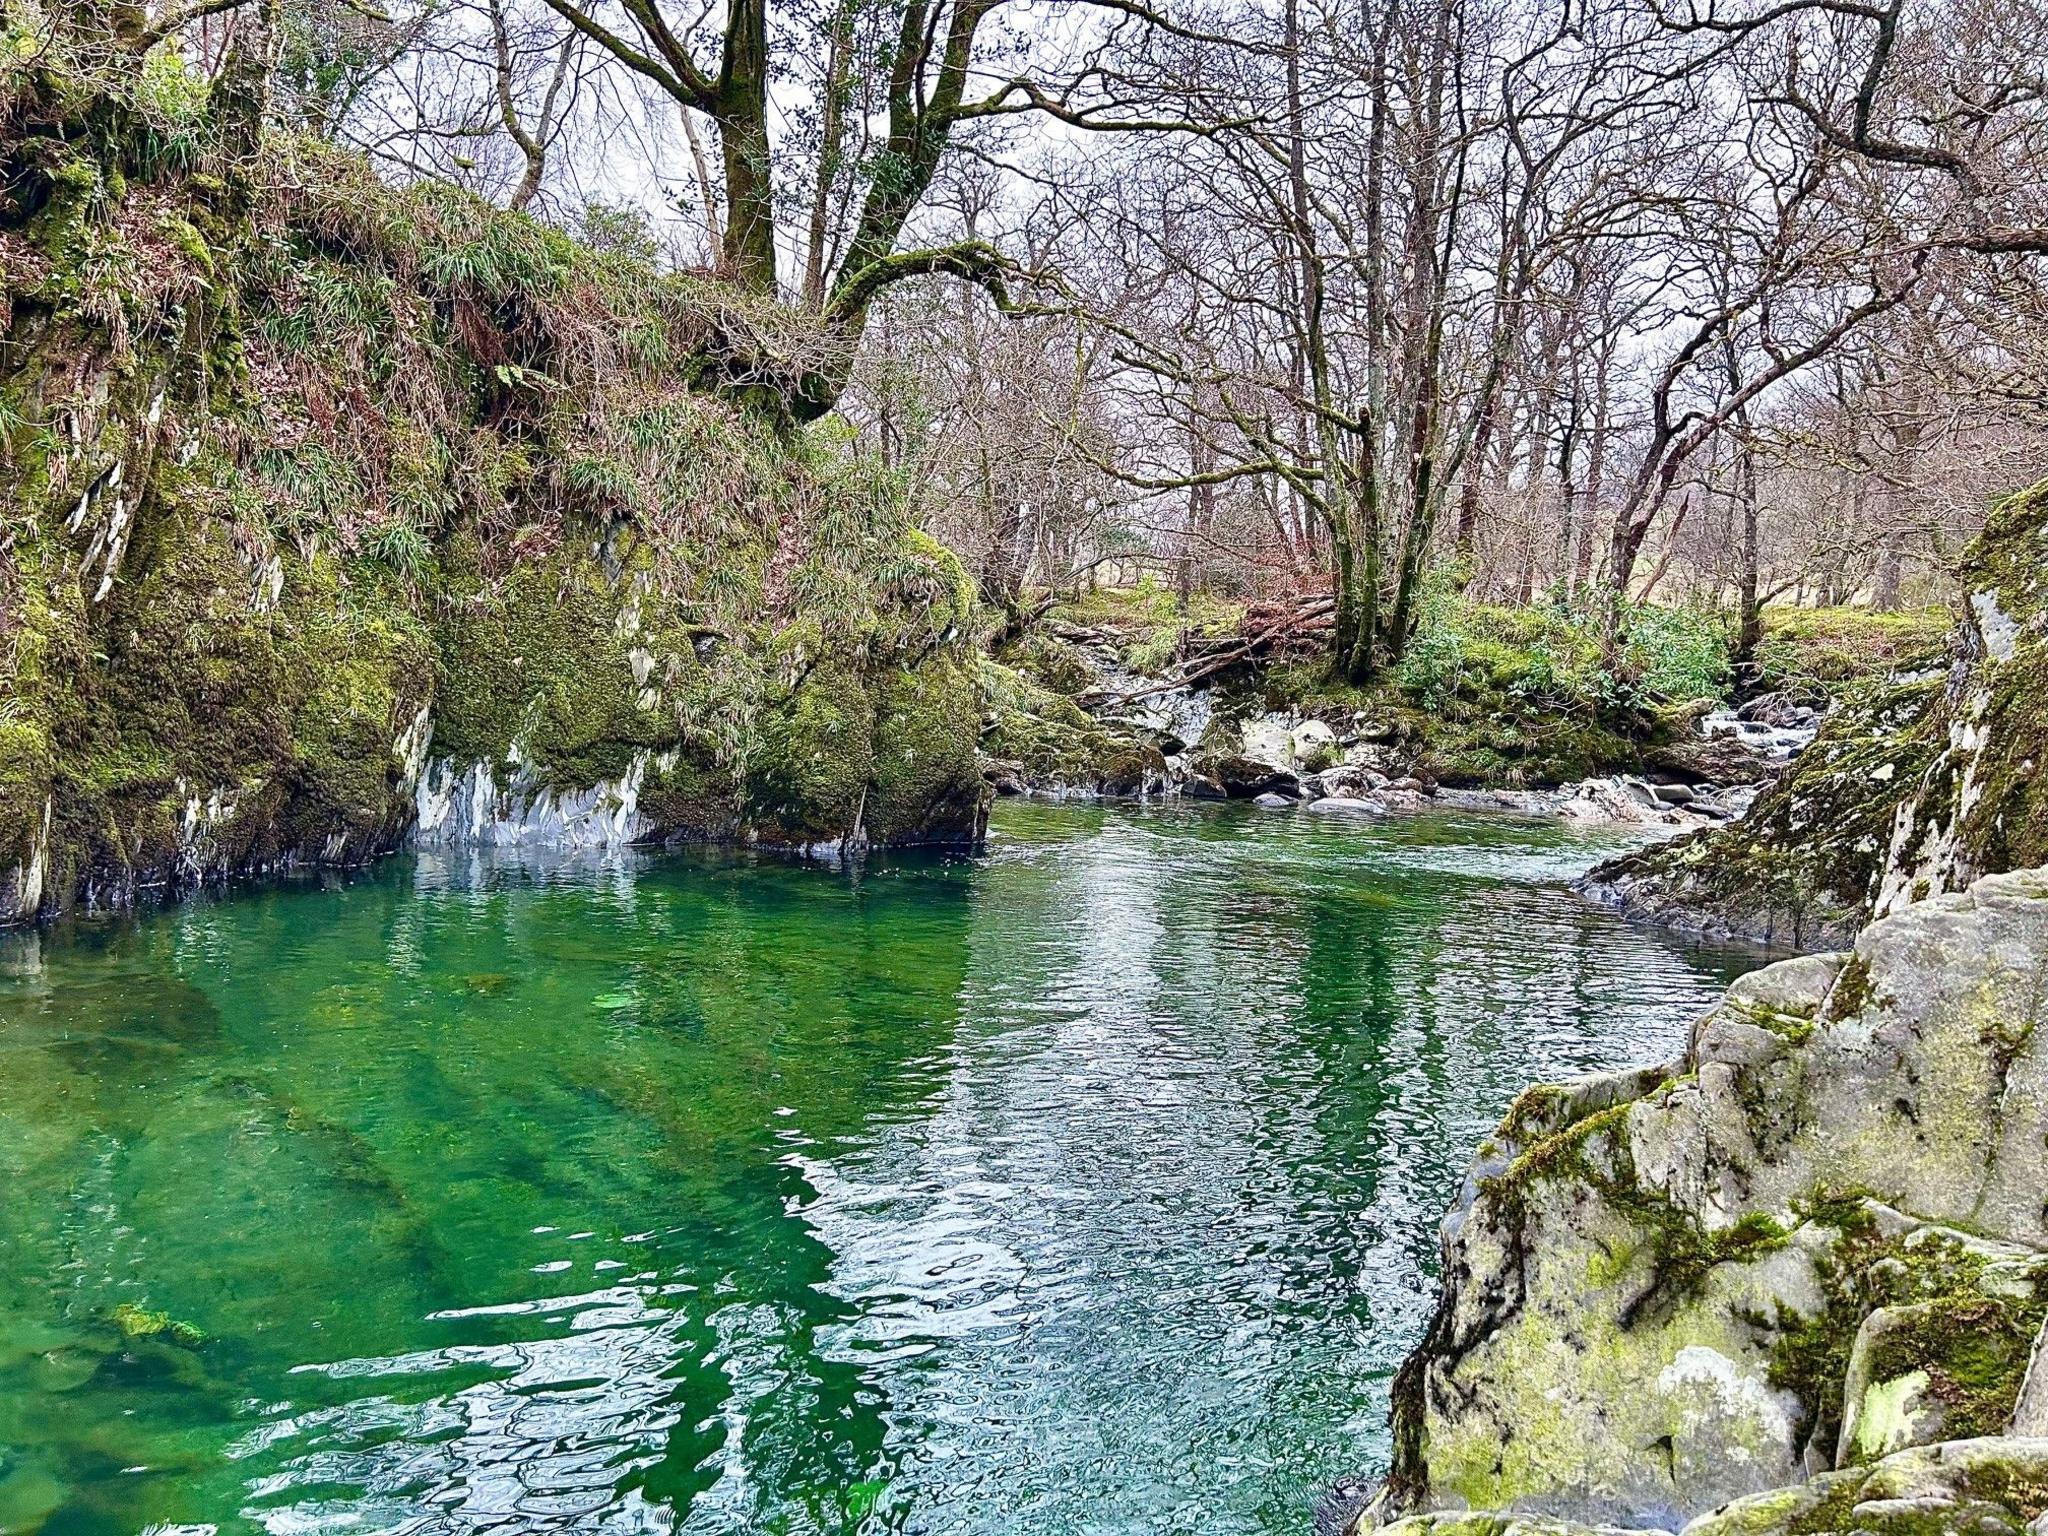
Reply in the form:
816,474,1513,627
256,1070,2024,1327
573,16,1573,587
40,0,2048,671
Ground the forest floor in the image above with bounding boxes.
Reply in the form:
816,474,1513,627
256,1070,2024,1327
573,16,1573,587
982,581,1948,808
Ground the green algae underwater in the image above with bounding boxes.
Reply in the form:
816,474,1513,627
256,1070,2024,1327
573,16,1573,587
0,801,1764,1536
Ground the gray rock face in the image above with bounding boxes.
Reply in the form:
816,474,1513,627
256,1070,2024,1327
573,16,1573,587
1380,867,2048,1534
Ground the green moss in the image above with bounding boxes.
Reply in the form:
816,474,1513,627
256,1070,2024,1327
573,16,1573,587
1764,1201,2048,1466
2,95,995,915
866,657,986,845
1827,956,1877,1021
428,549,668,791
979,659,1164,793
1478,1093,1791,1327
1753,606,1950,700
109,1302,206,1348
1588,674,1946,944
0,717,55,862
745,664,875,844
1252,601,1654,788
1858,1293,2045,1445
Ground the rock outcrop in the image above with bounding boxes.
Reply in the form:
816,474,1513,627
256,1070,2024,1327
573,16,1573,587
1370,866,2048,1536
0,63,988,924
1580,482,2048,948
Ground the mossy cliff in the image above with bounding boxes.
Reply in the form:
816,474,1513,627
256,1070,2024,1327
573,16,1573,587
1361,866,2048,1536
0,18,986,922
1580,482,2048,947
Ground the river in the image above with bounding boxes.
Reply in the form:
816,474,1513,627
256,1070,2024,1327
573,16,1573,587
0,800,1766,1535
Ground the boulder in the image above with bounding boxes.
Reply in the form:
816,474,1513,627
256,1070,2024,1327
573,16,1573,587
1645,732,1777,788
1381,868,2048,1532
1739,691,1824,729
1321,764,1392,798
1190,751,1301,799
1292,718,1341,771
1684,1437,2048,1536
1241,713,1297,769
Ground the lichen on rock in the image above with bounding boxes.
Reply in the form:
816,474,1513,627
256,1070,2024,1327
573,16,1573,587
1374,866,2048,1536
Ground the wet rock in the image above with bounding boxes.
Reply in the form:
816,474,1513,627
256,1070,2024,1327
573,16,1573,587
1253,791,1294,809
1308,796,1386,816
1321,764,1391,798
1191,751,1301,799
1739,691,1823,729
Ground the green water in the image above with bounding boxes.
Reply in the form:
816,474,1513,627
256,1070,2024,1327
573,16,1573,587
0,801,1765,1536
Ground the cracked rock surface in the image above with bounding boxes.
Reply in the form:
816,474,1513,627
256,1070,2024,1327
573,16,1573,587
1372,867,2048,1535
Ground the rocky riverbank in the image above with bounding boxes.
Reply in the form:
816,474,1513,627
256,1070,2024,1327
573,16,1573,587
1357,863,2048,1536
1578,482,2048,949
985,668,1813,835
0,118,989,926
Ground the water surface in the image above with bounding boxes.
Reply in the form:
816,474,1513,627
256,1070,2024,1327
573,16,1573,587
0,801,1765,1535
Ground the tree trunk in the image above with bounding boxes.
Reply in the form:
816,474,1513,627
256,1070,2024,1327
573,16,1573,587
716,0,778,294
1734,441,1763,671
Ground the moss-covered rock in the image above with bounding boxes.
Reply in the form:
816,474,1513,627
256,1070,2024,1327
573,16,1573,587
1373,1437,2048,1536
1,68,990,920
978,659,1167,795
1383,868,2048,1531
1581,482,2048,946
867,656,988,845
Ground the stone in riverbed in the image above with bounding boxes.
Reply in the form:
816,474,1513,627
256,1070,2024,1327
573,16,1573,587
1253,792,1294,809
1308,796,1386,816
1321,763,1391,798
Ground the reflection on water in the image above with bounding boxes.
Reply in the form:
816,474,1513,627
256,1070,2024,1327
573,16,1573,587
0,802,1766,1535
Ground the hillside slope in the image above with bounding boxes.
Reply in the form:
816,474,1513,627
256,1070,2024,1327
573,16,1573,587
0,30,987,923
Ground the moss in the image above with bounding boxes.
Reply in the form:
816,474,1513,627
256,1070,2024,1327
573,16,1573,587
1254,608,1649,789
1781,1469,1874,1535
980,658,1165,793
1827,956,1877,1022
867,656,987,846
744,664,875,845
3,93,994,916
1478,1092,1791,1326
635,746,737,842
1752,606,1950,700
1589,483,2048,942
1586,674,1946,945
1764,1201,2048,1466
428,548,668,791
1050,577,1244,667
109,1302,206,1348
1857,1293,2045,1445
0,717,55,860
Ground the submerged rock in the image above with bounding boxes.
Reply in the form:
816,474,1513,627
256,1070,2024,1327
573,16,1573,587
1371,866,2048,1535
